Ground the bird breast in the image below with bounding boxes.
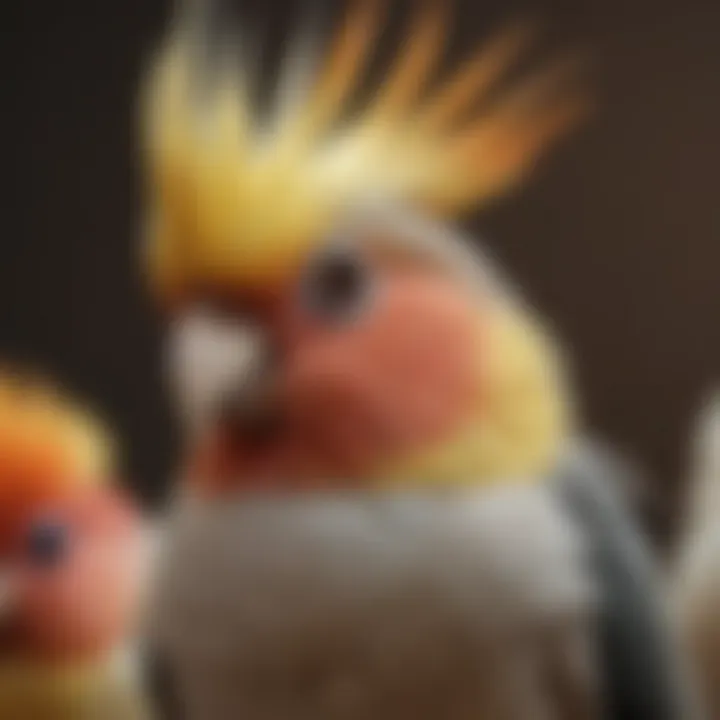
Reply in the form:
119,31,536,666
150,486,595,720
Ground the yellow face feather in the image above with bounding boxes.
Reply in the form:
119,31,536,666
141,1,587,302
377,301,573,485
0,659,148,720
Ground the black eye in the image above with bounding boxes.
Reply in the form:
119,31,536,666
300,248,374,322
26,521,69,567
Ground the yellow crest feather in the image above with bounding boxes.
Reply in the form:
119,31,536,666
141,1,587,300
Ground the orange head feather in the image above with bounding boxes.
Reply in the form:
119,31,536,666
0,371,113,550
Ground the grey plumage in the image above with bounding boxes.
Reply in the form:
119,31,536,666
148,442,701,720
556,440,701,720
150,479,599,720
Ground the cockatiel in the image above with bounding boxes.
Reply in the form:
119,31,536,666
140,2,696,718
0,371,152,719
674,390,720,717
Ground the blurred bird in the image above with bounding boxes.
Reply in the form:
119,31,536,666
674,390,720,717
0,371,152,719
140,1,696,718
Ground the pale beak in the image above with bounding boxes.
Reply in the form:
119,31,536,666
166,308,270,440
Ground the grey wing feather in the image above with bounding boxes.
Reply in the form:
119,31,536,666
555,439,703,720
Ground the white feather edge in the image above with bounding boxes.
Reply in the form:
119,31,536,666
672,387,720,619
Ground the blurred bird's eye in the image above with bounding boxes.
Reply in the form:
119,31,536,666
300,247,374,323
26,521,69,567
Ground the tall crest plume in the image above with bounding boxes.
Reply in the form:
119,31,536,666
141,0,588,301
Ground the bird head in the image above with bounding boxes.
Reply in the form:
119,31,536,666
0,373,144,665
140,1,585,495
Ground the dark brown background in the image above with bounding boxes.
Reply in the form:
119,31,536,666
5,0,720,533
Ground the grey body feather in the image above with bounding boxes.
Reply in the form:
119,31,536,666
150,481,598,720
148,443,698,720
556,440,700,720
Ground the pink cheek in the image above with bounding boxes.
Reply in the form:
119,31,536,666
281,276,480,472
281,347,383,478
366,284,480,443
18,537,142,660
